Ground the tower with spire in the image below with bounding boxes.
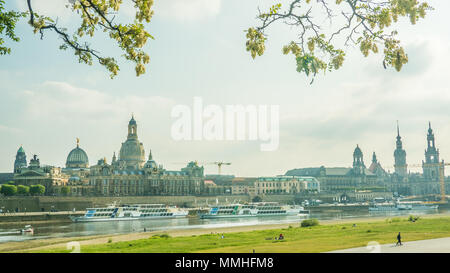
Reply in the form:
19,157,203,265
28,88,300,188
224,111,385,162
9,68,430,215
394,121,407,177
422,122,442,181
352,144,366,175
369,151,387,178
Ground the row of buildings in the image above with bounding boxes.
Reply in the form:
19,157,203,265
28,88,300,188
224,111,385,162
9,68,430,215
285,122,448,198
7,116,206,196
5,116,320,198
1,118,447,202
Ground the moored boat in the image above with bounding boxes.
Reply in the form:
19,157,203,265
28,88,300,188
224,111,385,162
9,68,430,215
70,204,188,222
21,225,34,234
199,202,309,219
369,201,439,212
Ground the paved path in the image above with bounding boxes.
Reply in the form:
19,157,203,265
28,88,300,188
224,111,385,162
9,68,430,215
329,237,450,253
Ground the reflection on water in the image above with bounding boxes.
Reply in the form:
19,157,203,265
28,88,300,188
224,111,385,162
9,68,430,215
1,208,449,244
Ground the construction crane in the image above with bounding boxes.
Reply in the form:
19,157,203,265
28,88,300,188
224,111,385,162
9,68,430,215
170,161,231,175
210,161,231,175
384,162,449,204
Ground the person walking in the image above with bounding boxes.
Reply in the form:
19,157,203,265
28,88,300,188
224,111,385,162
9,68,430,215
396,232,402,246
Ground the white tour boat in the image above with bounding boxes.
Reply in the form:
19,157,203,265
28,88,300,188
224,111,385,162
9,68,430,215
70,204,188,222
369,201,439,212
199,202,309,219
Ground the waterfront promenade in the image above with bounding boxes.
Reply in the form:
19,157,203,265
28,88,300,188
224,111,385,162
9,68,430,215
329,237,450,253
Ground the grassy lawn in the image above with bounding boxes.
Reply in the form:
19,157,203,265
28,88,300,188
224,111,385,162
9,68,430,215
39,216,450,253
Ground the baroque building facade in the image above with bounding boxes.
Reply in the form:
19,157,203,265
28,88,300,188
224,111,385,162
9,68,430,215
88,116,205,196
13,154,68,194
285,145,379,193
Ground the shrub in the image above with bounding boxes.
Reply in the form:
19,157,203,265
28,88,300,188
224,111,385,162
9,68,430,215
152,234,170,239
252,196,263,202
386,217,401,223
107,238,113,243
408,215,420,222
301,219,319,227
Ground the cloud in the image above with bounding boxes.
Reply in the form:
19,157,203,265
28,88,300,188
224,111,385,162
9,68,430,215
15,0,74,22
154,0,221,22
20,81,175,123
0,124,21,134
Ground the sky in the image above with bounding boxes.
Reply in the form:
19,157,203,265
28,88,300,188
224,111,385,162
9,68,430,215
0,0,449,177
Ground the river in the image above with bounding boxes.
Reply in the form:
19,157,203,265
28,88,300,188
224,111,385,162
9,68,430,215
1,207,449,244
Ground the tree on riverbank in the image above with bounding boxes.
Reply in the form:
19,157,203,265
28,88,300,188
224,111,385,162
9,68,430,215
61,186,71,196
17,185,30,195
29,184,45,196
0,184,17,196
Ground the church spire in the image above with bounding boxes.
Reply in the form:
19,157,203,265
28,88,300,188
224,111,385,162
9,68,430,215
112,152,117,163
394,121,407,177
14,145,27,173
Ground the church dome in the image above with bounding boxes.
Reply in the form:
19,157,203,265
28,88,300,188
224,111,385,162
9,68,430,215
119,139,145,164
66,139,89,168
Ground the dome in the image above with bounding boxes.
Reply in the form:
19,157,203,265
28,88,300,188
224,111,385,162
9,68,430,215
119,139,145,167
144,150,157,169
118,116,145,169
353,145,362,157
129,116,137,126
66,139,89,168
145,160,157,169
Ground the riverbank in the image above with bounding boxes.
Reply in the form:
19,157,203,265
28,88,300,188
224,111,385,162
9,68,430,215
5,213,450,253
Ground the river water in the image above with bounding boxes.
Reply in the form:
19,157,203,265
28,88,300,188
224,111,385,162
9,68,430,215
1,208,449,244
